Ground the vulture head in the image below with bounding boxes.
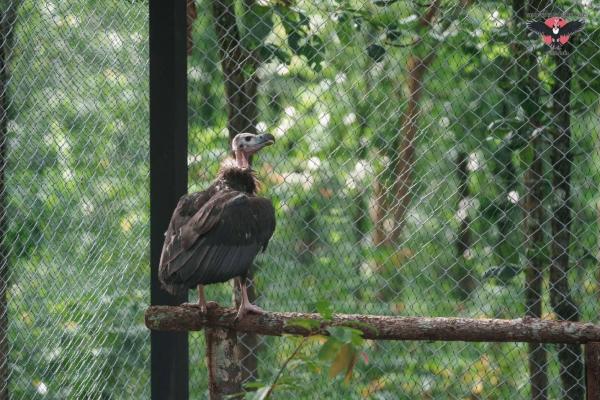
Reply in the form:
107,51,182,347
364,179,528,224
232,132,275,169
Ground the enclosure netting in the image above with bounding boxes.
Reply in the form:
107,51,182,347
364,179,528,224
2,0,150,398
2,0,600,398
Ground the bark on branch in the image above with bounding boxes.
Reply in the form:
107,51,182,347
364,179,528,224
145,306,600,344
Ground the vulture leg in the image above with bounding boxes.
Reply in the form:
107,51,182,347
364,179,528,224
197,285,207,314
182,285,218,313
235,277,264,320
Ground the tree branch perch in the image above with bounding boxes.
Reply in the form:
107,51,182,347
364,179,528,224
145,306,600,344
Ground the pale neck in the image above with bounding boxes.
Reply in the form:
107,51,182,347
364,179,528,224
235,150,250,169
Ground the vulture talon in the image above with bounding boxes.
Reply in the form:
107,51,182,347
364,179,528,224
180,302,206,312
205,301,219,310
236,303,264,321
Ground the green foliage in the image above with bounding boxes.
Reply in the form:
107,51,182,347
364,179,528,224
5,0,600,398
366,44,386,62
240,3,274,49
274,6,324,71
246,301,367,399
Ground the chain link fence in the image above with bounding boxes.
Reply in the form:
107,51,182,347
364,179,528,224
2,0,150,398
2,0,600,398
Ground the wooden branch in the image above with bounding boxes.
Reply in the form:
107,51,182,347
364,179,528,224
145,306,600,344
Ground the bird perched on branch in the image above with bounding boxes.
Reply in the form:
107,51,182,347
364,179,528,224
159,133,276,319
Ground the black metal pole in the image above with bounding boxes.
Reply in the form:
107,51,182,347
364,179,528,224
150,0,188,399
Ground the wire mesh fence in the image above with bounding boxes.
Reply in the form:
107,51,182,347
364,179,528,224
2,0,150,398
186,0,600,398
1,0,599,398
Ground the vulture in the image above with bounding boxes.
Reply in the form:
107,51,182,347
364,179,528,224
159,132,276,319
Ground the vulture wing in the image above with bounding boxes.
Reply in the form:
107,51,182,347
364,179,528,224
158,187,216,274
526,21,552,35
159,189,276,294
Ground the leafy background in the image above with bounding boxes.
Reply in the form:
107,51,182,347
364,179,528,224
4,0,600,398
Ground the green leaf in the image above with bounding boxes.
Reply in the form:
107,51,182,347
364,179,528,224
258,44,291,64
244,381,267,390
297,11,310,28
318,337,341,361
328,343,357,380
240,4,273,49
366,44,386,62
482,264,522,281
327,326,364,343
286,318,320,330
335,13,353,46
315,299,333,320
373,0,399,6
386,25,401,41
253,386,272,400
287,31,302,52
298,38,324,72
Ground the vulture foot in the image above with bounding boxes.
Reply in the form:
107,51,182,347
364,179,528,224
235,303,264,321
181,301,219,314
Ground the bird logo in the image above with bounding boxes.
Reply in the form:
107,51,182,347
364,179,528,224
527,17,584,49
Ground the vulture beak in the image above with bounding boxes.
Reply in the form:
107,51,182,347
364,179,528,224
256,133,275,147
246,133,275,153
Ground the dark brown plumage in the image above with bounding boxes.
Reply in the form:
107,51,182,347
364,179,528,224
158,133,276,318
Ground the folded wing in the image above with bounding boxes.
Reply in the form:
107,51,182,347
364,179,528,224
159,189,276,294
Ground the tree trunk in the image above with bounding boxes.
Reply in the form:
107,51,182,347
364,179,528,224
186,0,197,56
387,0,440,242
549,48,584,400
491,137,520,282
453,151,476,299
389,51,436,242
205,327,243,400
0,3,18,398
523,137,548,400
371,178,388,247
211,0,258,141
585,342,600,400
370,2,440,303
210,0,261,386
513,0,549,397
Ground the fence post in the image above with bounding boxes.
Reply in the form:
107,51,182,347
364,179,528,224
587,342,600,400
149,0,189,399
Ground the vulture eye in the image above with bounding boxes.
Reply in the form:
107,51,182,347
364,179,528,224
245,136,252,142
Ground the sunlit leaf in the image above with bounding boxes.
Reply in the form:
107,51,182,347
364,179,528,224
315,299,333,320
